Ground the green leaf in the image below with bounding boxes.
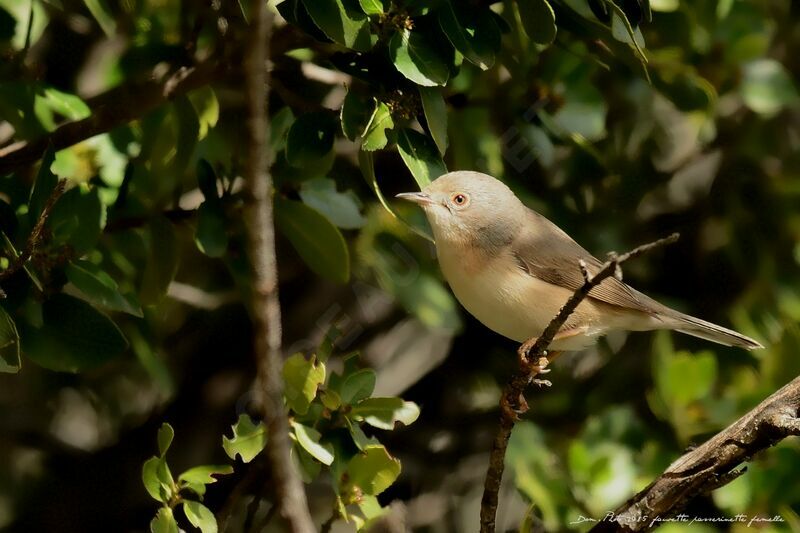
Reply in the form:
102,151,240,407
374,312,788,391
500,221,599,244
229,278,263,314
345,417,380,451
301,0,374,51
0,307,21,373
438,1,500,70
283,352,326,415
140,217,180,305
196,159,220,204
270,107,296,153
655,349,718,407
357,0,383,15
47,184,105,255
195,202,229,257
285,111,337,173
291,421,335,465
142,457,166,502
223,414,267,463
188,87,219,140
740,59,799,116
158,423,174,457
183,501,218,533
418,87,448,155
23,294,128,372
178,464,233,494
28,145,58,222
518,0,557,45
39,87,91,121
66,260,143,317
274,199,350,284
83,0,116,37
389,29,450,87
293,442,322,483
341,90,376,141
351,397,420,430
150,507,179,533
299,177,366,230
339,368,376,404
396,128,447,188
361,101,395,152
345,445,401,496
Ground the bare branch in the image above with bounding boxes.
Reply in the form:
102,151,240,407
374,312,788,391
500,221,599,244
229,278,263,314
479,233,680,533
589,375,800,532
241,3,315,532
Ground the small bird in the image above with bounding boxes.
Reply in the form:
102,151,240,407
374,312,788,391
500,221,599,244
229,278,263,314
397,171,762,353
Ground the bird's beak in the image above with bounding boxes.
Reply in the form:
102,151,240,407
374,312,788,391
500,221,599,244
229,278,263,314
395,192,433,206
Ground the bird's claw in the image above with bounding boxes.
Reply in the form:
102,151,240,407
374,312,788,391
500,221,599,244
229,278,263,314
532,378,552,387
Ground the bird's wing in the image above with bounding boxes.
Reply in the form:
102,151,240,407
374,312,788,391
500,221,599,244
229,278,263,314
511,210,659,314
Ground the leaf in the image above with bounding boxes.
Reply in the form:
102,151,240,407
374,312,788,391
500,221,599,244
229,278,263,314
518,0,557,45
301,0,374,51
655,350,718,407
293,442,322,483
299,177,366,230
39,87,91,122
274,199,350,284
179,464,234,486
150,507,179,533
361,101,394,152
83,0,116,36
28,145,58,222
158,423,174,457
223,414,267,463
195,202,229,258
344,445,401,496
285,111,337,173
357,0,384,15
389,29,450,87
23,294,128,372
196,159,220,204
396,128,448,188
283,352,326,415
47,184,105,255
183,501,218,533
66,260,143,317
270,107,296,153
142,457,166,502
188,87,219,140
339,368,376,404
345,417,380,451
341,90,376,141
418,87,448,155
291,421,335,465
740,59,799,116
0,307,21,373
351,397,420,430
140,217,179,305
438,1,500,70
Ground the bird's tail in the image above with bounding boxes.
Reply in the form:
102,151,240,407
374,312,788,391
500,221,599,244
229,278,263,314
670,313,763,350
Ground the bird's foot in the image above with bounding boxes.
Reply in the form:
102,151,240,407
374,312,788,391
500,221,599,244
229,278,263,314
517,336,544,368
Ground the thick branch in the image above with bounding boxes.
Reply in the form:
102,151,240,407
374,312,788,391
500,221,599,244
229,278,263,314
241,4,315,533
589,375,800,532
0,61,222,175
479,233,680,533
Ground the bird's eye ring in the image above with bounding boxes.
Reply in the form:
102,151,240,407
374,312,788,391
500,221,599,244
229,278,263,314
451,193,469,207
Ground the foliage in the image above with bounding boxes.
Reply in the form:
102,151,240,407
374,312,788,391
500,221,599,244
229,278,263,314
0,0,799,530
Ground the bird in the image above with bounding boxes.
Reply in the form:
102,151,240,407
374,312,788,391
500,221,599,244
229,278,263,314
396,170,763,355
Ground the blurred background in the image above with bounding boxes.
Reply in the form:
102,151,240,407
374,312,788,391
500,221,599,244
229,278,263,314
1,0,799,531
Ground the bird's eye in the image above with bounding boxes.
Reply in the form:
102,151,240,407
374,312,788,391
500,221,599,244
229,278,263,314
451,193,469,207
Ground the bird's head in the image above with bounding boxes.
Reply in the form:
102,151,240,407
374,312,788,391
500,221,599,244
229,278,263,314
396,171,524,248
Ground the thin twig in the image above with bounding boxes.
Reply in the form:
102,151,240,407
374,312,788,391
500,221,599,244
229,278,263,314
479,233,680,533
589,375,800,532
241,2,315,533
0,178,67,284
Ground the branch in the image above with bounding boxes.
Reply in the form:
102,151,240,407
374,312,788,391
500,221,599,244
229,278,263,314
0,61,223,175
589,375,800,532
241,3,315,533
479,233,680,533
0,178,67,286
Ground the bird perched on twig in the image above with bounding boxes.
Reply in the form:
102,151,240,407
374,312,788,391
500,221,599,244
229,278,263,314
397,171,762,353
